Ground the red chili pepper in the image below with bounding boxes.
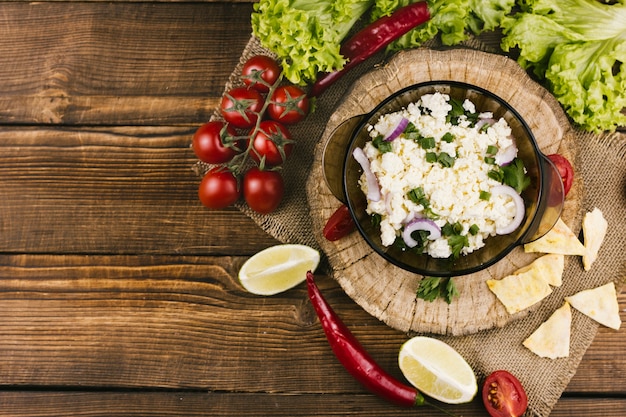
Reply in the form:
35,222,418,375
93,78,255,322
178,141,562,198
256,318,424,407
310,1,430,97
306,271,425,407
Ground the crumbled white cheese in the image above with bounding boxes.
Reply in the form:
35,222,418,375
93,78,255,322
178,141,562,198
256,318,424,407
357,92,522,258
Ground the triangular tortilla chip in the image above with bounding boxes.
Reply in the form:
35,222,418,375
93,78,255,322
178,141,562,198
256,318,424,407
524,217,586,256
565,282,621,330
582,208,608,271
523,302,571,359
516,254,565,287
487,271,553,314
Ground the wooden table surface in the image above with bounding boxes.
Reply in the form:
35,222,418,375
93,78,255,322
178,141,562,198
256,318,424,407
1,1,624,416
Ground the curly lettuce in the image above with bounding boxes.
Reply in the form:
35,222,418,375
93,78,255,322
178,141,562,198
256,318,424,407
251,0,373,84
501,0,626,132
371,0,515,50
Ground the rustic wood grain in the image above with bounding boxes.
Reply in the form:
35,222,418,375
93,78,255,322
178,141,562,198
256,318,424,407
0,2,253,125
0,127,277,254
0,255,624,392
0,392,624,417
0,0,624,416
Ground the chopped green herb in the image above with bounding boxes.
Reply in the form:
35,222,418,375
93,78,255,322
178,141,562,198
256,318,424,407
441,132,455,143
486,145,498,155
372,135,392,153
480,123,491,133
448,234,469,259
440,222,468,259
484,156,496,165
420,136,436,149
487,158,530,193
479,190,491,201
501,158,531,193
425,152,437,163
446,98,466,125
488,169,504,183
437,152,455,168
469,224,479,235
404,122,421,141
407,187,430,208
416,276,459,304
370,213,381,227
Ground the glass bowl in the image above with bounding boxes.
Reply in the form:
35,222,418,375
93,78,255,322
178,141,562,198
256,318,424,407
324,81,564,277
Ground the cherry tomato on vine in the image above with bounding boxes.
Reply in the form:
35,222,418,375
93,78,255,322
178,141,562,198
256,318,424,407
220,87,264,129
192,121,241,164
547,153,574,197
198,168,241,210
268,85,310,125
249,120,293,166
243,167,285,214
323,204,356,241
241,55,282,93
482,370,528,417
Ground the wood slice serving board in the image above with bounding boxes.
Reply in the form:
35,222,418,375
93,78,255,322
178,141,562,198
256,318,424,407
306,48,583,336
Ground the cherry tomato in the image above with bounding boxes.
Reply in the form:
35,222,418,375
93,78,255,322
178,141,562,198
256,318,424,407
547,154,574,197
323,204,356,241
192,121,241,164
220,87,264,129
482,370,528,417
249,120,293,166
198,168,240,209
241,55,282,93
243,167,285,214
268,85,310,125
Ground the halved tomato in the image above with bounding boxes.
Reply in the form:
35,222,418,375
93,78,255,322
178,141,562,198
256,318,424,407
482,370,528,417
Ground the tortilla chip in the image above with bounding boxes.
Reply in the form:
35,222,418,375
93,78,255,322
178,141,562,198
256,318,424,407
523,302,571,359
515,254,565,287
524,217,586,256
582,208,608,271
487,271,553,314
565,282,621,330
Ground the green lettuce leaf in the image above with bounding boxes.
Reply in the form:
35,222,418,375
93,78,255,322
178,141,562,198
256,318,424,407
501,0,626,132
251,0,373,84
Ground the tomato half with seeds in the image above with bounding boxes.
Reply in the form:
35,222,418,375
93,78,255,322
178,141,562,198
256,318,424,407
547,153,574,197
242,55,282,93
482,370,528,417
323,204,356,241
220,87,264,129
268,85,310,125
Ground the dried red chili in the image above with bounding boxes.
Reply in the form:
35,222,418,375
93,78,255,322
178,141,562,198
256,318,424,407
309,1,430,97
306,271,425,407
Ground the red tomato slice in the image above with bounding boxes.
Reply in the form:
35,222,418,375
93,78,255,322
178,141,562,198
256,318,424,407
482,370,528,417
547,154,574,197
323,204,356,241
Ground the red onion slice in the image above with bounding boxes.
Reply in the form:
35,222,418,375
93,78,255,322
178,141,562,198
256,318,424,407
495,142,518,166
491,185,525,235
402,218,441,248
383,117,409,142
352,147,381,202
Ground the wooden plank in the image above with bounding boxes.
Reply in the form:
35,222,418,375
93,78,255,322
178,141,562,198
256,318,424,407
0,254,624,395
0,391,625,417
0,128,278,255
0,2,253,125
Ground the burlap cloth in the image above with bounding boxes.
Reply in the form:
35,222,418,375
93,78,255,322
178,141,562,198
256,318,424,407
206,34,626,417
